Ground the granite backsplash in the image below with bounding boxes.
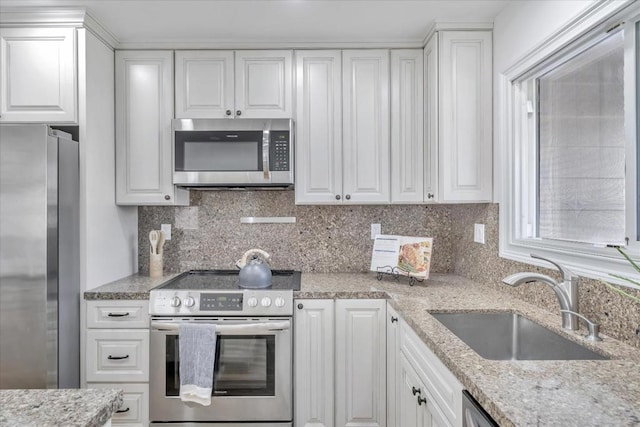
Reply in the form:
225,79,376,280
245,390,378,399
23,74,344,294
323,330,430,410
138,191,639,347
139,190,456,273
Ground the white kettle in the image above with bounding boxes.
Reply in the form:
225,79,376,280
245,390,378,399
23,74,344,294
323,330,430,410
236,249,272,289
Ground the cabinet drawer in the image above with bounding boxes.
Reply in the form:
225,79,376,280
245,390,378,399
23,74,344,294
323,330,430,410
87,301,149,329
400,320,462,426
86,330,149,382
88,383,149,426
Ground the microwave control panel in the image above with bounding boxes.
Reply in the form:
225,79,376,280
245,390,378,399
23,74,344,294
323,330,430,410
270,131,290,171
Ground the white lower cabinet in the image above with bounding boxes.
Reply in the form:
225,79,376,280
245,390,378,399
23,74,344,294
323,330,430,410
89,383,149,427
294,299,335,427
397,310,463,427
85,300,150,427
399,352,452,427
294,299,386,427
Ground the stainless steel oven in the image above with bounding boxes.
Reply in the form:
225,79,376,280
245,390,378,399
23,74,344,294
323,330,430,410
150,317,292,426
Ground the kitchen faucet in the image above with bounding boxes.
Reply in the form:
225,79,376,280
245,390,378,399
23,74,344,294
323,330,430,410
502,254,580,330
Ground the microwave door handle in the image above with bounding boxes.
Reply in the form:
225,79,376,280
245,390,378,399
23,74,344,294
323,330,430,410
262,130,270,180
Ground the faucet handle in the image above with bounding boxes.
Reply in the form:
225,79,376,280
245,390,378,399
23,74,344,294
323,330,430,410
560,310,602,341
530,254,578,282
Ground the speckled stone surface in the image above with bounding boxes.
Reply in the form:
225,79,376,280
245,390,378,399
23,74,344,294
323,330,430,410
137,190,456,274
84,271,640,426
450,203,640,349
0,389,122,427
83,273,180,300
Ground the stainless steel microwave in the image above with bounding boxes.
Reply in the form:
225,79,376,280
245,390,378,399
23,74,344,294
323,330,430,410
172,118,294,188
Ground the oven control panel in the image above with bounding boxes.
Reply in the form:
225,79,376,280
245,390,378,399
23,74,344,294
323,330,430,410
149,290,293,316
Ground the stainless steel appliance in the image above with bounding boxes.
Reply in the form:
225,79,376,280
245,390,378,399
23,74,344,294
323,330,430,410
0,124,79,389
463,391,498,427
149,270,300,426
172,118,294,188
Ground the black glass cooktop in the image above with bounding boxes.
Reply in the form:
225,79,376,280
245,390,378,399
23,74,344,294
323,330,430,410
156,270,301,291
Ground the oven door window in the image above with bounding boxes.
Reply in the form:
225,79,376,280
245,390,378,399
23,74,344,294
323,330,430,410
165,334,276,397
174,130,263,171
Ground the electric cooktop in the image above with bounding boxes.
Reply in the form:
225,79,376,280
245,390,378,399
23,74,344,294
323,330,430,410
149,270,301,316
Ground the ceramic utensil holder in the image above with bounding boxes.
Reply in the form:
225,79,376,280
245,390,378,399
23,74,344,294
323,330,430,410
150,248,163,278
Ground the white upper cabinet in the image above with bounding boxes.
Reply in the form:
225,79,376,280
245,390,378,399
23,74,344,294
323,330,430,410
423,37,439,202
115,50,188,206
295,50,343,204
0,27,77,123
391,49,424,204
175,50,292,119
174,50,234,118
235,50,292,118
342,50,390,204
435,31,492,202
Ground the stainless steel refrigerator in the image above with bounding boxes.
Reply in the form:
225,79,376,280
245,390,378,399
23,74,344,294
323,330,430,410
0,124,80,389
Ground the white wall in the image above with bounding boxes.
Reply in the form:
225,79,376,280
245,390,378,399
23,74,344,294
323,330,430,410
78,29,138,291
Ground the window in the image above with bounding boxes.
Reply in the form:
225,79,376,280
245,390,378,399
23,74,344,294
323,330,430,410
499,2,640,288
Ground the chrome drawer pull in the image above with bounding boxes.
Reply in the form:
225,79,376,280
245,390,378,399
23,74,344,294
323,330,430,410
107,355,129,360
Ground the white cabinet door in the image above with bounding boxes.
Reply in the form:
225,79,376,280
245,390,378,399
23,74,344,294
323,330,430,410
391,49,424,203
438,31,492,202
0,27,76,123
386,304,401,427
399,352,453,427
342,50,390,204
235,50,292,118
398,352,423,427
175,50,234,118
115,50,188,205
423,36,439,202
294,299,335,427
335,299,386,427
295,50,343,204
89,383,149,427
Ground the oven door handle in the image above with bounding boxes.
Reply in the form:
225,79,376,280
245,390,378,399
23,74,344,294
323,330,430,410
151,320,290,334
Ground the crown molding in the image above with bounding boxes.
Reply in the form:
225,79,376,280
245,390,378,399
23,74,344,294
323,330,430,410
0,7,119,48
421,21,494,46
114,39,426,50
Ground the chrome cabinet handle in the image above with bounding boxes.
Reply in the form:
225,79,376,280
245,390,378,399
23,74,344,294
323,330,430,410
391,316,398,323
107,355,129,360
417,395,427,405
107,312,130,317
116,407,130,414
412,386,421,396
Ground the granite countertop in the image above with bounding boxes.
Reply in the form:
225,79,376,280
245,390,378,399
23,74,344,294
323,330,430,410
84,272,640,426
0,389,123,427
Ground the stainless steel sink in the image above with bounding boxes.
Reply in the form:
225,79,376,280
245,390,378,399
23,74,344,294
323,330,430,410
431,312,608,360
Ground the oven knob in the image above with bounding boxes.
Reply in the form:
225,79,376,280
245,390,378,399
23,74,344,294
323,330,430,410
261,297,272,307
247,297,259,308
274,297,286,307
170,296,181,308
184,296,196,308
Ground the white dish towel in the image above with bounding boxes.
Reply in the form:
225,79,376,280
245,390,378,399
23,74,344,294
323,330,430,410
179,323,217,406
